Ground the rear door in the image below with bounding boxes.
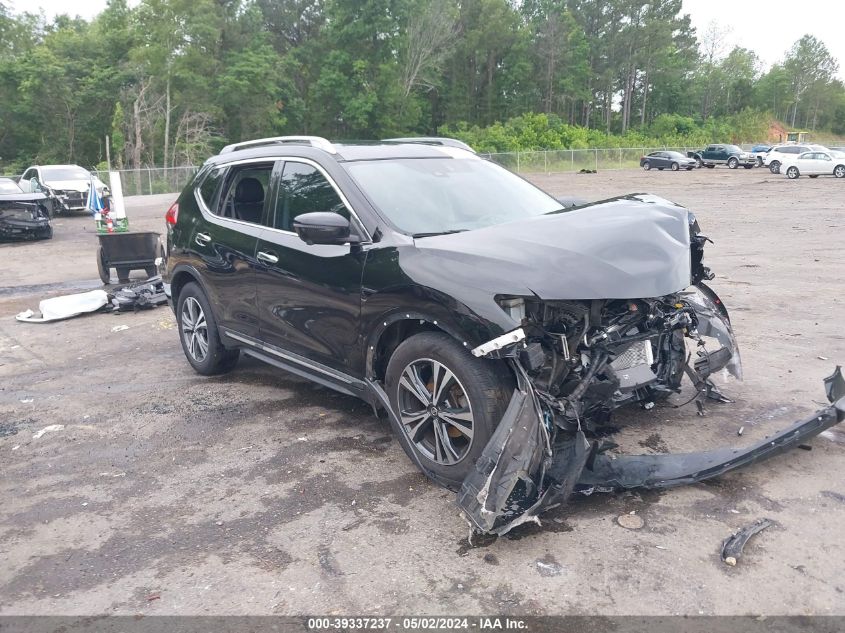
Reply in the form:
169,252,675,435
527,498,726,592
814,152,833,175
254,159,369,377
189,160,277,339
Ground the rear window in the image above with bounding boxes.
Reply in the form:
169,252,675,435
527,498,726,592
0,179,22,194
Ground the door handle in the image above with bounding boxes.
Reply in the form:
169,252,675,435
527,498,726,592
257,251,279,265
195,233,211,246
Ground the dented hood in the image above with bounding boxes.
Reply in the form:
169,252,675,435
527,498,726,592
410,194,693,300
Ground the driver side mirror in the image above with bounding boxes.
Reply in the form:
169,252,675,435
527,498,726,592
292,212,361,246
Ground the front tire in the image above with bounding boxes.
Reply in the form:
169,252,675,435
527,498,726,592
770,161,780,174
385,332,513,489
786,166,800,179
642,161,651,171
728,157,739,169
176,282,239,375
671,162,679,171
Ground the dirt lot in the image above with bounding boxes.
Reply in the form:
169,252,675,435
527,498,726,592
1,167,843,616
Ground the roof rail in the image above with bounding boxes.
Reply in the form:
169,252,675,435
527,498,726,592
220,136,337,155
383,137,476,153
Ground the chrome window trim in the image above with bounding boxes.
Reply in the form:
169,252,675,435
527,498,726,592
194,156,372,243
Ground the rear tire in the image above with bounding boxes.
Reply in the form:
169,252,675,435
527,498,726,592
787,166,800,179
835,165,845,178
385,332,513,489
176,282,239,376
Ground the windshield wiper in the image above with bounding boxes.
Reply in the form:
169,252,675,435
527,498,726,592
411,229,468,238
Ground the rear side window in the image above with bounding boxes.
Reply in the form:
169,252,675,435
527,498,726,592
198,167,225,209
272,162,348,232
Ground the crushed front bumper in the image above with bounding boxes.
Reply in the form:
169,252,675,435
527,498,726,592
457,366,845,535
0,218,51,238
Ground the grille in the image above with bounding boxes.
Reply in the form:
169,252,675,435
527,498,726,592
611,340,654,371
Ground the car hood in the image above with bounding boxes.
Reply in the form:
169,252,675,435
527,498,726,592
404,194,693,301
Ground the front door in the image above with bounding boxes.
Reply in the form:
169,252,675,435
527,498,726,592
255,159,368,376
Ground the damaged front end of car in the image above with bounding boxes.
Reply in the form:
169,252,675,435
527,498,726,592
458,296,845,534
453,217,845,535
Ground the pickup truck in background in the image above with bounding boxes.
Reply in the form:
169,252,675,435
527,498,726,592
687,144,756,169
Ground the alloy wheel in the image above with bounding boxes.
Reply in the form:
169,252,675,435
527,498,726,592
181,296,209,363
396,358,475,465
835,165,845,178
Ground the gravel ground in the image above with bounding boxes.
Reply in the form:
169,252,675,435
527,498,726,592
1,168,843,616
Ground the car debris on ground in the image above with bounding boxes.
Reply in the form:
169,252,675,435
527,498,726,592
14,277,168,324
721,518,774,566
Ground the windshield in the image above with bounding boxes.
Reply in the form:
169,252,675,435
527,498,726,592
0,179,22,194
344,157,562,235
42,167,91,181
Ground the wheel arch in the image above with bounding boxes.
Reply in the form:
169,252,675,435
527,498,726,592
169,264,212,307
366,313,468,382
364,305,506,383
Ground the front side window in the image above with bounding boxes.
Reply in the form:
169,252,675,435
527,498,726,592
344,157,563,236
272,161,348,232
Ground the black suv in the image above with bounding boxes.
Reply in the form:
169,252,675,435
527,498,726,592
163,136,844,535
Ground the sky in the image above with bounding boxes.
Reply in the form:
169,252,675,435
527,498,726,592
7,0,845,79
680,0,845,79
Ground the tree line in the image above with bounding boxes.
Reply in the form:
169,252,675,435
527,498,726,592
1,0,843,172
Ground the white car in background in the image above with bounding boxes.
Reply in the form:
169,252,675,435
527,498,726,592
763,144,830,174
780,150,845,179
17,164,109,214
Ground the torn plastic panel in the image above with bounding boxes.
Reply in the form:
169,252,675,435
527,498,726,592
457,304,844,535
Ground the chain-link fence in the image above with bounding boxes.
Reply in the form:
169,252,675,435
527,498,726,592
480,147,703,174
92,166,200,196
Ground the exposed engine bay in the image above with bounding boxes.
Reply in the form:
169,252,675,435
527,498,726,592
491,285,740,431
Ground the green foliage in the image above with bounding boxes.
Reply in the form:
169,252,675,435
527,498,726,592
440,109,774,152
0,0,843,174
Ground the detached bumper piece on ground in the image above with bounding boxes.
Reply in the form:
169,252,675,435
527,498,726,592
457,360,845,535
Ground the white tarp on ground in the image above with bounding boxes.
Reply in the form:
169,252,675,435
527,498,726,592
15,289,109,323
